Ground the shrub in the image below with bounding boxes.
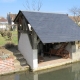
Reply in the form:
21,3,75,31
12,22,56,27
0,31,6,37
0,31,12,40
0,30,3,36
0,30,2,34
4,42,15,49
3,31,6,37
7,31,12,40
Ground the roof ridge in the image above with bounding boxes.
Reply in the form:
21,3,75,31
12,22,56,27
21,10,67,15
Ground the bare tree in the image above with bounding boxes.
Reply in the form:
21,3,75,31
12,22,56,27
23,0,42,11
70,7,80,24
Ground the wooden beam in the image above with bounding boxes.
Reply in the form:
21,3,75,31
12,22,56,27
32,31,38,49
18,30,32,34
22,18,29,30
18,30,27,33
17,24,20,42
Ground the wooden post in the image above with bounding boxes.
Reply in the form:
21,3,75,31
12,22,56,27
22,18,29,30
17,24,20,42
32,31,37,49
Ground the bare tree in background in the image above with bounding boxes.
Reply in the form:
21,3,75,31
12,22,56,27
23,0,42,11
70,7,80,24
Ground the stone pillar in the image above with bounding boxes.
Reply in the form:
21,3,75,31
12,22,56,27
72,42,80,61
32,30,38,70
71,44,76,59
33,49,38,70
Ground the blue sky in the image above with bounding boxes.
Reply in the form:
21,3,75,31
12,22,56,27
0,0,80,18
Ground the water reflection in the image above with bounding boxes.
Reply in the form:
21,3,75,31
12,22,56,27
1,62,80,80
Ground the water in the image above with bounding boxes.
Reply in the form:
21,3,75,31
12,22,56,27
1,62,80,80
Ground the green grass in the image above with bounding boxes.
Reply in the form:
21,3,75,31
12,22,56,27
11,31,18,45
0,31,18,46
0,35,7,46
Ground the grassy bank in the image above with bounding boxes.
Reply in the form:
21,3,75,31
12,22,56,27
0,31,18,46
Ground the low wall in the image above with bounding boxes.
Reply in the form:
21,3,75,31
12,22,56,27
18,33,38,70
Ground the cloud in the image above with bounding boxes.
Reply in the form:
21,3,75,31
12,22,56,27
1,0,16,3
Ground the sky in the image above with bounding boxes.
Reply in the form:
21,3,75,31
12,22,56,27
0,0,80,18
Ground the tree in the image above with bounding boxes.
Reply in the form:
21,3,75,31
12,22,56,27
23,0,42,11
70,7,80,25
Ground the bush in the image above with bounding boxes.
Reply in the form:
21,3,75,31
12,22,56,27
0,30,2,34
0,30,12,40
4,42,15,49
0,30,3,36
7,31,12,40
0,31,6,37
3,31,6,37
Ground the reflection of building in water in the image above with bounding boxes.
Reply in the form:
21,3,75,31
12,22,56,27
14,74,19,80
19,72,38,80
11,63,79,80
1,62,80,80
22,62,80,80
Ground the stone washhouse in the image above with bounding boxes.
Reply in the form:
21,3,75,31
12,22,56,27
14,11,80,71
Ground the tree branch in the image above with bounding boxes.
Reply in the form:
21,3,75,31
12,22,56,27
24,0,42,11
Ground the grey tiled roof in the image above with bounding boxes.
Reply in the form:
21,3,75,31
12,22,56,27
22,11,80,43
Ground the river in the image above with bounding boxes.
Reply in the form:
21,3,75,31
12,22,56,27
0,62,80,80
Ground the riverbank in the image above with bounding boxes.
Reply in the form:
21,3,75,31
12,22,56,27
0,46,80,75
0,48,29,76
34,57,80,72
1,61,80,80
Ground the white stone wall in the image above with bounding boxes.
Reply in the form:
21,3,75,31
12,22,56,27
65,42,80,60
72,43,80,60
33,49,38,69
65,43,72,58
18,33,38,70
